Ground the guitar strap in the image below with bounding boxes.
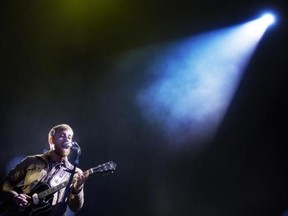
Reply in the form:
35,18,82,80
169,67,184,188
42,162,69,188
49,167,69,188
44,164,71,206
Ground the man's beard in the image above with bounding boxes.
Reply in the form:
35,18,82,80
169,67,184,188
54,146,70,158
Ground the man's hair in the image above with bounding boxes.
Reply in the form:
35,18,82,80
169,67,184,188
48,124,74,140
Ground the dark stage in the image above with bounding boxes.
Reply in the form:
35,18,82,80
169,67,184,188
0,0,288,215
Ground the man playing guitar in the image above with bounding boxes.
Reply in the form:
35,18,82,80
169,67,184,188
0,124,90,216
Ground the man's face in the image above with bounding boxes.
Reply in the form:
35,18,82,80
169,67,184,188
52,129,73,158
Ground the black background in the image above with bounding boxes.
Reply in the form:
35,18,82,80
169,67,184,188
1,0,288,215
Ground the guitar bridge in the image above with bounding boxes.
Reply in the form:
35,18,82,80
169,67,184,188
32,193,39,205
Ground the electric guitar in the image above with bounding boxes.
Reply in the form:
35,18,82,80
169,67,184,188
0,161,116,216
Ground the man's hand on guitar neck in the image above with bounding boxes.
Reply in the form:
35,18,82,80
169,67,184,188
72,169,90,194
12,193,32,208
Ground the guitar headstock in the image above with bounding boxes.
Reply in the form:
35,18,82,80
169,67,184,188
91,161,117,175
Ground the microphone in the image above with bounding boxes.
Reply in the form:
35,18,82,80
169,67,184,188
62,141,79,149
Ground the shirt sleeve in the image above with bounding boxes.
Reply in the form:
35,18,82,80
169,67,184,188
67,167,85,212
0,157,31,200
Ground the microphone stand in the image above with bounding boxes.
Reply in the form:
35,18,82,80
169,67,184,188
57,144,81,216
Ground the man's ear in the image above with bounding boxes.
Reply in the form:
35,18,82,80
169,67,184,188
49,136,55,150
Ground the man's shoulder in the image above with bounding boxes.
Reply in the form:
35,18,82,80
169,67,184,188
23,152,49,164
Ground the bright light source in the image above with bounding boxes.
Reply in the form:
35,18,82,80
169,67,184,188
246,12,276,37
259,12,276,26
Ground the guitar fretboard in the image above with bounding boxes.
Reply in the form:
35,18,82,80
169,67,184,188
38,180,69,199
36,161,116,200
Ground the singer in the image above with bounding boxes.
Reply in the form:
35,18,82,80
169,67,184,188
0,124,90,216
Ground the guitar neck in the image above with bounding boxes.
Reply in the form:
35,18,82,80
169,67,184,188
37,169,92,199
37,161,116,199
38,180,69,199
86,168,96,175
37,168,91,199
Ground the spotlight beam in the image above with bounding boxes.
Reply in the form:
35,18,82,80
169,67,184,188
118,11,278,149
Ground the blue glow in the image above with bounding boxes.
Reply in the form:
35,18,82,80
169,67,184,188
6,155,24,173
118,16,273,149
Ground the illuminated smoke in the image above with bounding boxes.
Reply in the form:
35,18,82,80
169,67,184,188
120,17,272,148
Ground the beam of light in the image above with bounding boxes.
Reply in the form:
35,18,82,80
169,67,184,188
118,14,275,150
259,12,276,26
247,12,276,38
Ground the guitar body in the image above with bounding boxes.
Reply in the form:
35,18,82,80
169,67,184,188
27,183,54,216
1,183,54,216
